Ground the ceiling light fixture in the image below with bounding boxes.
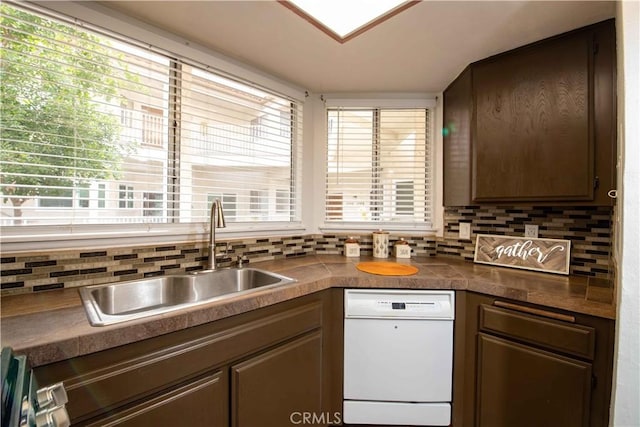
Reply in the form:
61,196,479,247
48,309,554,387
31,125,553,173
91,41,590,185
280,0,419,43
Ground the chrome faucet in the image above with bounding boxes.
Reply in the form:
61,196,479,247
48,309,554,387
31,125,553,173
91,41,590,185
207,199,226,270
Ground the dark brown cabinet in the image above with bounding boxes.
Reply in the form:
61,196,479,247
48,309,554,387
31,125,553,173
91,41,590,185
443,19,616,206
443,65,473,207
33,290,342,427
231,332,323,427
453,292,615,427
477,334,592,427
85,371,228,427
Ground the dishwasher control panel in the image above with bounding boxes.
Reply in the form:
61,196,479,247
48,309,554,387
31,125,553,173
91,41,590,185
345,289,455,319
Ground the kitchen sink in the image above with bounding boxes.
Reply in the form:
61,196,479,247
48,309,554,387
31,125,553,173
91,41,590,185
79,268,297,326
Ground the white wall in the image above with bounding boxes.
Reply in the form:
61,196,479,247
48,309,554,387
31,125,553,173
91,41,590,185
611,2,640,426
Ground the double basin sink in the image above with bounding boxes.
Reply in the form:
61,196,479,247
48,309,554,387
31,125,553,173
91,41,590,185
79,268,297,326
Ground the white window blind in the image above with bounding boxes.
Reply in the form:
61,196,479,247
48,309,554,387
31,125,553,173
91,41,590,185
178,64,300,223
0,3,302,229
325,108,431,227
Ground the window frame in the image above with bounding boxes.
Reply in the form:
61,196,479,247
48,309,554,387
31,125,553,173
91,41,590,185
318,97,439,234
118,185,135,209
0,1,307,252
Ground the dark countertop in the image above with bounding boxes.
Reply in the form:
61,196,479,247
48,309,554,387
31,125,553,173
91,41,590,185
0,255,615,367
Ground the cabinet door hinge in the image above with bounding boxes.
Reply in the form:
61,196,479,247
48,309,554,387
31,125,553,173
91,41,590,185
594,176,600,190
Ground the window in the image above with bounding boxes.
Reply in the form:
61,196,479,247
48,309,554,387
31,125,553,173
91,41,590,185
182,65,299,224
120,100,134,127
251,116,266,142
280,111,292,138
143,192,163,218
276,189,289,214
119,185,134,209
38,189,73,208
249,190,268,218
325,108,431,227
207,193,237,222
141,106,164,147
395,180,414,216
0,3,302,232
78,186,90,208
98,184,106,209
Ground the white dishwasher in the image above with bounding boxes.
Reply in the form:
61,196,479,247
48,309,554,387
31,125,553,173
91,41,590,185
343,289,455,426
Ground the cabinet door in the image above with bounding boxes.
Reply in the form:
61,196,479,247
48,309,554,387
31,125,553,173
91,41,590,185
443,66,473,206
84,371,227,427
473,31,593,202
476,333,592,427
231,331,322,427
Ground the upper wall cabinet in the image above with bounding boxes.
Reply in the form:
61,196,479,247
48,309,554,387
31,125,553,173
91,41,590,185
443,19,616,206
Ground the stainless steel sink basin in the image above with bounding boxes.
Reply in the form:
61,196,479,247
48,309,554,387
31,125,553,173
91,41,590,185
79,268,296,326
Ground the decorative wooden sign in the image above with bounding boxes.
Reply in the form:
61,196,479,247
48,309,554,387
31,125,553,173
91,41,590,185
474,234,571,275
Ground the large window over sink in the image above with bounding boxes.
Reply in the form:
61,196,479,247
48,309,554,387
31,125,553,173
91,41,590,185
0,3,302,234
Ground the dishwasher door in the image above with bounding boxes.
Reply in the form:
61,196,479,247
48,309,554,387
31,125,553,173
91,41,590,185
343,289,455,425
344,317,454,402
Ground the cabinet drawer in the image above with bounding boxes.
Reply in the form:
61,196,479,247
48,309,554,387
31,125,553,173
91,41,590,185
479,304,595,360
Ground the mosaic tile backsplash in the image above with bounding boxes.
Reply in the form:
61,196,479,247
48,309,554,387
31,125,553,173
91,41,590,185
440,206,614,279
1,206,613,295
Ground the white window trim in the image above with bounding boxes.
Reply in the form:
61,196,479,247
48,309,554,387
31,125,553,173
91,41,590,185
2,222,306,253
316,94,442,235
324,97,437,109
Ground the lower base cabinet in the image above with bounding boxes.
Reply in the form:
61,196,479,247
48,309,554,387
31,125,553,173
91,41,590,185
453,292,615,427
85,371,228,427
33,290,342,427
30,287,615,427
232,331,323,427
477,334,592,427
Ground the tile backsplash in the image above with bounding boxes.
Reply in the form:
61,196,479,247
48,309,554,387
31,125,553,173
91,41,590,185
0,205,614,295
439,205,614,278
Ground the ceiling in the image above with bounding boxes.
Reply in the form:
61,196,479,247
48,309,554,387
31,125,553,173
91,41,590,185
100,1,616,93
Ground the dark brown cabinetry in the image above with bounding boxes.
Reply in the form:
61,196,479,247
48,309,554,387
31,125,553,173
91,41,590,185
33,290,342,427
85,371,228,427
443,19,616,206
477,334,592,427
231,332,323,427
453,292,615,427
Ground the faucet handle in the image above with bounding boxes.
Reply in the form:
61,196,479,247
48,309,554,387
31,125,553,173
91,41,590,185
237,255,248,268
